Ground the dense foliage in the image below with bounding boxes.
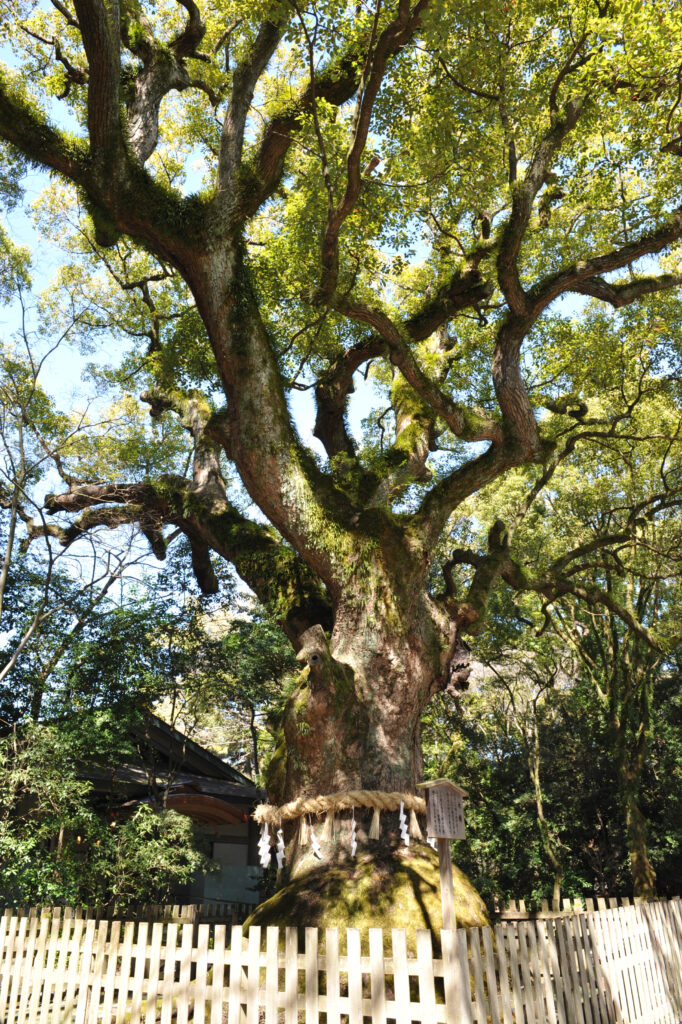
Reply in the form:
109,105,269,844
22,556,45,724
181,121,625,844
424,652,682,905
0,714,210,907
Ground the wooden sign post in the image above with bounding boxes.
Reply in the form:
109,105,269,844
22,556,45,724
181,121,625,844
417,779,467,933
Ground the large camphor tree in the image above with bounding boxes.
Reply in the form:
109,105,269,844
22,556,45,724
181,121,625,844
2,0,682,920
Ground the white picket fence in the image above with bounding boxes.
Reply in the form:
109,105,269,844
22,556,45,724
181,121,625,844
1,899,681,1022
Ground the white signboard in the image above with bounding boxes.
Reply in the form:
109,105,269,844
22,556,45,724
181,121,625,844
425,786,465,840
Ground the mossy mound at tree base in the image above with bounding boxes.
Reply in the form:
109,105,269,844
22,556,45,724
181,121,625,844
244,843,488,947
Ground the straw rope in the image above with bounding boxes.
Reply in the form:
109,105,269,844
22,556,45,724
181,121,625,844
253,789,427,827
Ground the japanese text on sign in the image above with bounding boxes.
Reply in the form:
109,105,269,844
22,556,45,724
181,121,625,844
426,787,465,840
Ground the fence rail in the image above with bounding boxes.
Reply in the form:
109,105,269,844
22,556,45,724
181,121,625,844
2,900,253,925
496,895,658,921
1,900,681,1022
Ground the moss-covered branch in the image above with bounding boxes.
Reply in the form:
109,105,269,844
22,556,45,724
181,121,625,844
529,215,682,312
0,72,90,187
38,477,332,642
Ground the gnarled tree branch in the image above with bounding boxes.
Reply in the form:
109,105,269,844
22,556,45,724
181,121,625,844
37,478,332,644
496,96,584,315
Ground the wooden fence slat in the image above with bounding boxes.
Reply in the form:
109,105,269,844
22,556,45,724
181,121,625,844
440,928,458,1024
211,923,227,1024
13,912,35,1023
583,911,612,1024
115,922,136,1024
643,904,674,1024
25,912,51,1023
100,919,121,1024
605,908,629,1024
456,928,475,1024
493,922,514,1024
346,928,363,1024
9,911,34,1024
668,897,682,947
568,914,593,1024
654,901,682,1014
325,927,341,1024
369,927,387,1024
597,908,625,1024
548,917,570,1024
391,929,410,1024
264,926,278,1024
630,905,657,1023
516,921,539,1024
38,914,63,1024
661,899,682,1016
652,904,676,1023
129,920,149,1024
574,914,602,1024
304,926,319,1023
283,927,297,1024
73,918,96,1024
588,910,612,1024
556,915,583,1024
144,921,165,1024
226,925,243,1024
53,913,76,1024
524,919,547,1024
611,906,637,1024
194,923,210,1024
668,899,682,1001
535,920,559,1024
61,915,85,1023
81,919,108,1024
160,922,178,1024
501,923,521,1023
633,904,656,1022
245,925,261,1024
176,921,194,1024
0,911,11,1005
508,921,528,1024
653,900,680,1023
481,925,502,1024
416,929,437,1024
16,911,42,1022
469,927,487,1024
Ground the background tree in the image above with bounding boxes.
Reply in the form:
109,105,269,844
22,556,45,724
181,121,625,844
1,0,682,922
429,376,682,901
0,713,210,907
0,308,147,713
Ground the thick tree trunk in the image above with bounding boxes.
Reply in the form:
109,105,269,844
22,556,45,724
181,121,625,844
262,571,463,872
528,751,563,909
267,596,445,805
244,585,493,936
621,777,657,899
611,677,656,899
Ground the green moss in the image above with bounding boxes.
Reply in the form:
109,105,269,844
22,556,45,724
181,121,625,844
245,844,488,949
266,738,287,805
331,662,356,715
